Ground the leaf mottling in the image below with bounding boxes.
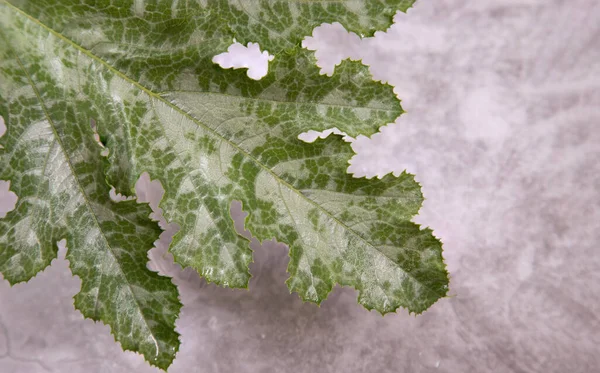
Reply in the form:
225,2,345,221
0,0,447,370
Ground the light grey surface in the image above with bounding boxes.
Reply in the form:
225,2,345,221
1,0,599,372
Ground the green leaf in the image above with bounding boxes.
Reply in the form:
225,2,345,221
0,5,181,370
0,0,448,369
211,0,417,51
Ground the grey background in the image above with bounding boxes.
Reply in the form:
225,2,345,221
1,0,599,372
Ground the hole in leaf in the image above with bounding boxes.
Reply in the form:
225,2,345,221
57,238,68,258
90,118,109,156
0,114,5,149
230,200,251,240
297,128,353,143
135,172,170,226
134,172,182,276
213,41,274,80
302,22,363,76
0,181,18,218
109,188,135,202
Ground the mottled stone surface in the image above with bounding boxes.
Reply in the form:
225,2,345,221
1,0,599,372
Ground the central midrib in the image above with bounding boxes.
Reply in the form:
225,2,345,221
4,1,441,300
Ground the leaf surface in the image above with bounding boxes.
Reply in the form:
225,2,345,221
0,4,181,369
0,0,447,368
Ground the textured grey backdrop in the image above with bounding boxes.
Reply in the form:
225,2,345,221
1,0,599,372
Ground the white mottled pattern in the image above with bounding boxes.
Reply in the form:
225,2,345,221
1,0,599,372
